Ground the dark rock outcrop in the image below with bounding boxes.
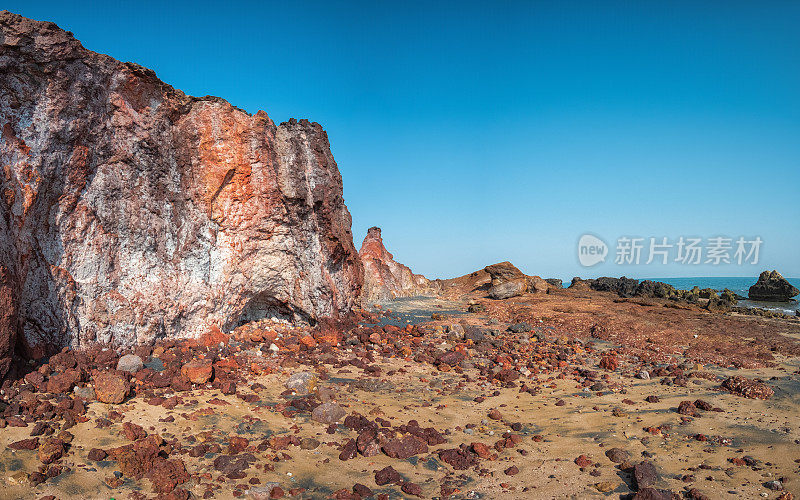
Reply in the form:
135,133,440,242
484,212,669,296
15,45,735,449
359,227,434,302
0,11,363,364
748,270,799,301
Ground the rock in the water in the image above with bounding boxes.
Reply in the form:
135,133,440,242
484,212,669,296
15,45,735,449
0,11,363,364
116,354,144,373
311,402,346,424
180,359,214,384
748,270,799,301
93,371,130,404
285,372,317,395
721,376,774,400
359,227,435,302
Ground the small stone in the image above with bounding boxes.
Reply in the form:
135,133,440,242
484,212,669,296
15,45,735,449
284,372,317,395
88,448,107,461
596,481,618,493
488,409,502,420
311,402,346,424
374,465,402,485
116,354,144,373
605,448,630,463
401,482,423,497
504,465,519,475
382,435,428,459
575,455,592,467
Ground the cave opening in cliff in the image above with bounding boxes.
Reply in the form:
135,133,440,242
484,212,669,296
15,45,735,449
230,291,313,330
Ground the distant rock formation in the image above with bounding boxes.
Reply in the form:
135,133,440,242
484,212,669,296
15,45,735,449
359,227,434,302
484,262,550,300
0,11,363,371
748,271,799,301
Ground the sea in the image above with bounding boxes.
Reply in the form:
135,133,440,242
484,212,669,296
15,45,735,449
647,276,800,314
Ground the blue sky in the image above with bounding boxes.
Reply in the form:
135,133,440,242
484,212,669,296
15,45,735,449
6,1,799,279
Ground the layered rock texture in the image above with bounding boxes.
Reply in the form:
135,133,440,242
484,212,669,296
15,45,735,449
484,262,550,300
359,227,433,302
0,11,363,368
749,270,799,301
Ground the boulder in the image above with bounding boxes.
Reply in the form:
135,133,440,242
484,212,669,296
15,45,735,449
748,270,799,301
0,12,363,362
484,262,527,286
180,359,214,384
488,280,526,300
93,371,130,404
116,354,144,373
285,372,317,395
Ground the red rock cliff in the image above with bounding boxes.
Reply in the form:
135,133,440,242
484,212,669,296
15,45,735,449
359,227,434,302
0,11,363,369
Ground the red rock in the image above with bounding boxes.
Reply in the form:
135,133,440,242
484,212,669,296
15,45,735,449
228,436,249,454
575,455,593,467
8,438,39,450
504,465,519,475
599,355,618,371
359,227,434,301
374,465,402,485
122,422,147,441
488,409,503,420
401,482,423,497
180,359,214,384
37,438,65,464
721,376,774,400
0,12,364,357
438,448,478,470
677,400,698,416
93,371,130,404
382,435,428,459
471,442,491,459
88,448,107,461
146,458,189,494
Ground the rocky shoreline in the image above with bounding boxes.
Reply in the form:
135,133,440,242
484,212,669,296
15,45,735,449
1,283,799,499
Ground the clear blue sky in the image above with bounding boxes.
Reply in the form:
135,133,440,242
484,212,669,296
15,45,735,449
6,1,799,280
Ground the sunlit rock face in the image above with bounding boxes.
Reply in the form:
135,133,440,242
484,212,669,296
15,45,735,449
0,11,363,365
359,227,434,302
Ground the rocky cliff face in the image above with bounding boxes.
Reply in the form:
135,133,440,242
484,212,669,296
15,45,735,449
359,227,433,302
0,11,363,370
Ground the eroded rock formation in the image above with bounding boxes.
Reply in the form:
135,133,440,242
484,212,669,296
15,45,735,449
749,270,799,301
359,227,433,302
0,11,363,368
